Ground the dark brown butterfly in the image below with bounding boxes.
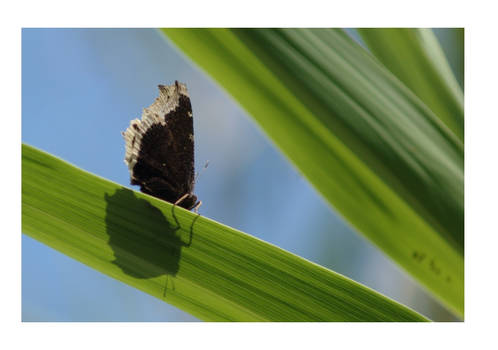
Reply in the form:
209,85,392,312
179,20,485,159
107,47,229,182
123,81,200,211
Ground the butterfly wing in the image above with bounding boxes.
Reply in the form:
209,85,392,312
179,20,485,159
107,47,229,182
123,82,195,204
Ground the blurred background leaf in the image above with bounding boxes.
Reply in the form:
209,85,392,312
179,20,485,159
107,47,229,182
357,28,464,141
163,28,464,317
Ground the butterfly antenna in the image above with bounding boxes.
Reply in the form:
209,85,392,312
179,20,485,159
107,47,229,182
195,160,210,183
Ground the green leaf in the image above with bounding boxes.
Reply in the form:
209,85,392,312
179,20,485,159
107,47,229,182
22,144,427,321
162,28,464,317
357,28,464,141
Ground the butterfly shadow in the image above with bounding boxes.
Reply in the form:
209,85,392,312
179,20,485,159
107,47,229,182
104,188,195,296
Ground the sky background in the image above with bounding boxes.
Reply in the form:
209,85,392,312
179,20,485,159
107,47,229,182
22,28,462,321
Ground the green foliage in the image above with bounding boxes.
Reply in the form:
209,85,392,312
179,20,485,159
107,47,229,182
22,144,427,321
162,28,464,317
357,28,464,141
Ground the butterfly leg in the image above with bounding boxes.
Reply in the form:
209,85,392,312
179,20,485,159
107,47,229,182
174,193,190,206
192,200,202,214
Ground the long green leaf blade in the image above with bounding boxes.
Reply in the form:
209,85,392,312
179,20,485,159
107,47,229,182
162,28,464,317
22,144,427,321
357,28,464,141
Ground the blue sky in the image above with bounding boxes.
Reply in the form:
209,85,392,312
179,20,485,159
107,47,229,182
22,28,458,321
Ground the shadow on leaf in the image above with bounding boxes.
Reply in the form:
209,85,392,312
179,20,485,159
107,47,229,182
104,188,191,280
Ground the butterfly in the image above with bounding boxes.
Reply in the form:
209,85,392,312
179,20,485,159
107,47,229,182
123,81,200,211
